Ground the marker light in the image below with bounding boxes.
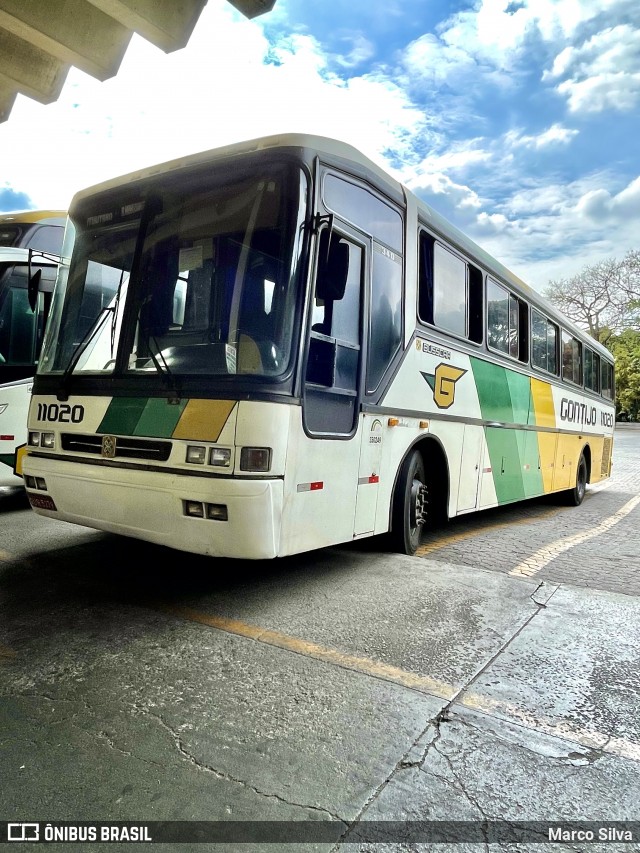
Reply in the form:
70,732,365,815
240,447,271,472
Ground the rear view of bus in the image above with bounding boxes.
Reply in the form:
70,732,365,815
0,210,65,487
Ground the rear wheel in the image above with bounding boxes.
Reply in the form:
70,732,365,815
565,452,587,506
390,449,429,555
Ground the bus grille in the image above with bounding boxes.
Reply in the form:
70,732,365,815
60,433,172,462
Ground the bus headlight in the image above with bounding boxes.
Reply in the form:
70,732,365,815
186,445,206,464
28,431,55,448
209,447,231,467
240,447,271,472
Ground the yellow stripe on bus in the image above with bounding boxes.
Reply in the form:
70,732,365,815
172,400,236,442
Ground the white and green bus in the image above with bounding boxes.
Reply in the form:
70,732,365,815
0,210,65,488
22,135,614,557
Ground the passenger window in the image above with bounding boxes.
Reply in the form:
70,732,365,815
433,243,466,337
531,308,558,374
418,232,482,344
601,360,614,399
584,347,600,392
487,278,523,359
562,331,582,385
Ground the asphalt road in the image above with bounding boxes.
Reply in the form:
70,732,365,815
1,426,639,852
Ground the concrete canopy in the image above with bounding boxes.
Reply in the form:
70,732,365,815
0,0,276,124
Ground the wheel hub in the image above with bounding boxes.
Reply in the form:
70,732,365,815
410,481,429,528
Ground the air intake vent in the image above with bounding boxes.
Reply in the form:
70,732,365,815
601,437,612,476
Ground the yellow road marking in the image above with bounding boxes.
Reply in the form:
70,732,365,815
460,692,640,763
509,494,640,578
156,604,455,700
160,604,640,763
416,506,560,556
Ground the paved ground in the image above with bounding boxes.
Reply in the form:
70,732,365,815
0,426,639,852
410,425,640,597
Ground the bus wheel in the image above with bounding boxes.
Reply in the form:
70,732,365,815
566,452,588,506
391,449,429,555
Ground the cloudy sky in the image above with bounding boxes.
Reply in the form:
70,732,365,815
1,0,638,293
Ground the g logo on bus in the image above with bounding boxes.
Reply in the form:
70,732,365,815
101,435,117,458
422,363,467,409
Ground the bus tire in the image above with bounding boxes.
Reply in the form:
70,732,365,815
390,449,429,556
565,452,587,506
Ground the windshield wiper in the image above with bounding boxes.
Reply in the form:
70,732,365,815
56,307,114,401
56,270,127,402
144,334,181,401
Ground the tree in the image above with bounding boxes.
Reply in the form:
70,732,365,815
544,250,640,345
544,250,640,420
609,330,640,421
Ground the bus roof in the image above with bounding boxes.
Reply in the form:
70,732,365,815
0,209,67,225
68,133,612,362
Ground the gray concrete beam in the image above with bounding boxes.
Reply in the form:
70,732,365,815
227,0,277,19
0,28,68,103
86,0,209,53
0,79,16,122
0,0,132,81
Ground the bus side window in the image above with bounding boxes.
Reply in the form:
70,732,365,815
418,232,434,324
419,233,482,344
487,277,527,361
601,360,614,399
562,330,582,385
367,241,402,392
307,233,360,392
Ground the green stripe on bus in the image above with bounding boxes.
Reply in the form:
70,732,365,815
470,357,531,423
98,397,188,437
470,358,543,503
0,454,14,469
98,398,149,435
134,398,187,437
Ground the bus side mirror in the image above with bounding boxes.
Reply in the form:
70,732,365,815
317,236,349,302
28,268,42,312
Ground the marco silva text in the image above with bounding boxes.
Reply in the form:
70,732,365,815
548,826,634,843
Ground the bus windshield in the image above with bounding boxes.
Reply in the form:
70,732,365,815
38,160,307,382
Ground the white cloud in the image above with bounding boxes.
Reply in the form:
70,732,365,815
576,177,640,221
0,3,423,209
504,124,578,149
545,25,640,113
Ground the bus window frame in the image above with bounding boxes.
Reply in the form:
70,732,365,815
530,306,559,378
416,227,484,350
561,328,583,387
583,345,601,395
486,276,527,364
